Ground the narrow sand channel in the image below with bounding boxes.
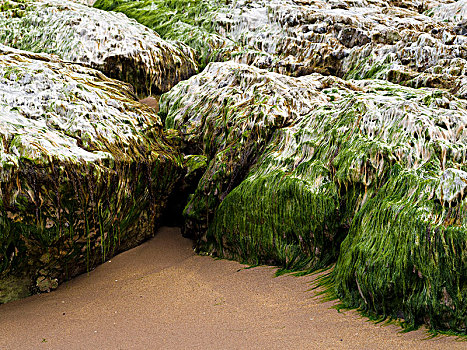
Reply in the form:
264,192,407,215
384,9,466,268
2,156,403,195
0,227,464,349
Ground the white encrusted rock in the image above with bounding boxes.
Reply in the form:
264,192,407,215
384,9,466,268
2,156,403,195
0,45,182,303
0,0,198,96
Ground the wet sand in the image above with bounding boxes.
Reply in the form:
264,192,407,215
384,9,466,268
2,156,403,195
0,227,464,349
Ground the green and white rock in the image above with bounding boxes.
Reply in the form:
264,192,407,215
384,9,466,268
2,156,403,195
429,0,467,22
162,61,467,332
0,45,182,303
0,0,198,96
161,61,338,239
96,0,467,98
215,78,467,331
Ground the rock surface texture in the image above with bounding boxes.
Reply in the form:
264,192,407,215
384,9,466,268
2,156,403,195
0,0,198,96
94,0,467,96
0,45,182,303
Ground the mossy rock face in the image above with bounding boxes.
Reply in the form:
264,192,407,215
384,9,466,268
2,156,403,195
160,61,339,240
162,61,467,332
94,0,466,94
236,79,467,331
0,0,198,97
93,0,231,68
0,46,183,303
335,167,467,332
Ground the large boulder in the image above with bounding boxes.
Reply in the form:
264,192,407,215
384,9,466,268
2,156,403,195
0,45,182,303
215,78,467,331
160,61,336,240
161,61,467,332
0,0,198,97
94,0,467,98
93,0,232,67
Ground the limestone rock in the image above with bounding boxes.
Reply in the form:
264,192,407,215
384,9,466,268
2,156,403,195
0,45,182,303
0,0,198,97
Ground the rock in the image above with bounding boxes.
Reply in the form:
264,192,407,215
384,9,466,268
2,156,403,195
0,0,198,97
0,45,182,303
162,61,467,332
94,0,230,67
36,276,58,293
429,0,467,22
96,0,467,99
0,275,30,304
160,61,336,240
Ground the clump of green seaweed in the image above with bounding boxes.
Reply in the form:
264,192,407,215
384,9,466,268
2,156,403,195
333,165,467,332
0,46,183,302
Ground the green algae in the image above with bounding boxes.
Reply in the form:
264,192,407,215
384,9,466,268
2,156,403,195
333,166,467,332
205,162,343,272
0,275,31,303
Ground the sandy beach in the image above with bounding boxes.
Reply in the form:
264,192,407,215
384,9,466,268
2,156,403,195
0,227,464,350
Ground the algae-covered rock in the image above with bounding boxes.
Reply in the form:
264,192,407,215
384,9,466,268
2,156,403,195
0,0,197,96
0,45,182,303
93,0,231,67
94,0,466,97
162,61,466,332
161,61,355,264
429,0,467,22
225,78,467,331
160,61,337,240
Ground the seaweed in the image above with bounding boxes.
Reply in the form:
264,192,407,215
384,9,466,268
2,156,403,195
333,166,467,332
